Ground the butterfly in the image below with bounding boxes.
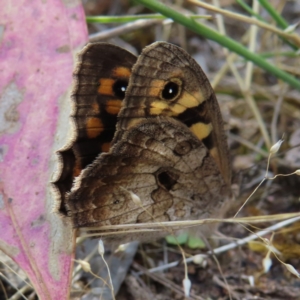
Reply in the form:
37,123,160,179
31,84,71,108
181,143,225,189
54,42,231,242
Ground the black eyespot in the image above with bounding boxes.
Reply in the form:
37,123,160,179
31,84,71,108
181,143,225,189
162,81,180,100
113,80,128,99
157,171,178,190
113,199,120,205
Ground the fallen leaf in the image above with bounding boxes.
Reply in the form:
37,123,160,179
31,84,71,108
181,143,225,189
0,1,88,299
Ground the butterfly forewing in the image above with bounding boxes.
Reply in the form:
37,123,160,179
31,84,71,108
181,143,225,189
117,42,231,185
54,43,136,214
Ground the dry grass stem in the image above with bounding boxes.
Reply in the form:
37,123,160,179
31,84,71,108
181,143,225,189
188,0,300,46
80,212,300,239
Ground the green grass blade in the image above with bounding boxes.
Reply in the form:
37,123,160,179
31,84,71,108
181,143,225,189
259,51,300,59
258,0,289,29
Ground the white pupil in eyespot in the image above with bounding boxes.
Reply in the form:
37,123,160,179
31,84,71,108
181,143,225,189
162,81,179,100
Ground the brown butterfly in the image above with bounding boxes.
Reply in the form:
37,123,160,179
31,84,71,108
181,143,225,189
54,42,231,242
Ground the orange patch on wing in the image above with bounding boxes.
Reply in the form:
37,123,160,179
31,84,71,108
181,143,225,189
86,117,104,138
98,78,115,96
113,67,131,78
105,99,122,115
190,122,212,141
170,103,186,115
170,90,206,115
101,142,111,152
150,101,169,115
177,91,204,108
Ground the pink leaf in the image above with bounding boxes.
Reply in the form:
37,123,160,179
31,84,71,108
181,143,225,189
0,1,88,299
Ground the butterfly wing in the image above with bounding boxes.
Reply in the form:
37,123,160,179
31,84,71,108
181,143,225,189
67,117,229,230
54,43,136,214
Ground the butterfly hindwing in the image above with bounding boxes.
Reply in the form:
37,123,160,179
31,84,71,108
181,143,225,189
67,117,228,230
